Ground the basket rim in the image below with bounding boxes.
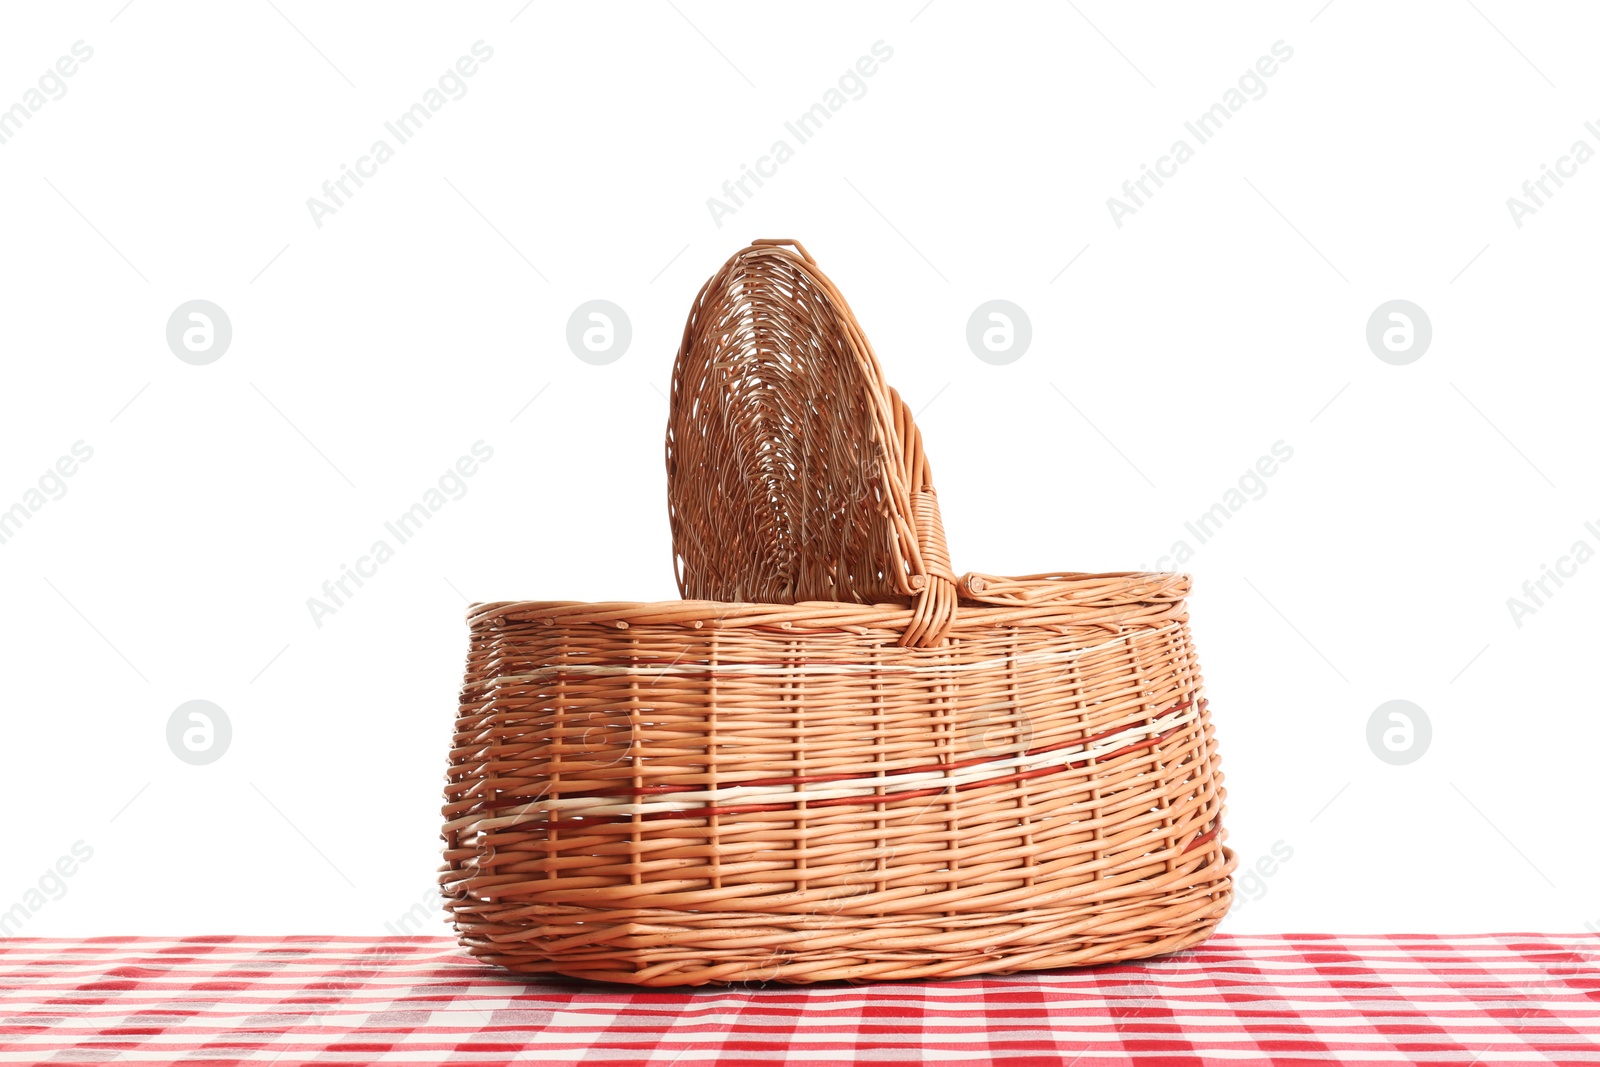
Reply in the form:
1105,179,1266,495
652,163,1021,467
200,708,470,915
466,570,1191,633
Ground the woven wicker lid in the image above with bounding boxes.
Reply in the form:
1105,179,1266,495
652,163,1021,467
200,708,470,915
665,239,961,646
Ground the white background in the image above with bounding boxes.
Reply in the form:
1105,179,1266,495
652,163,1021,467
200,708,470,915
1,1,1595,938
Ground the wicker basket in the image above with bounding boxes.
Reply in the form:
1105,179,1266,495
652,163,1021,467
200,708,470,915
442,239,1234,986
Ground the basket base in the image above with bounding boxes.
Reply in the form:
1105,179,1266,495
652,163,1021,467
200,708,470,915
453,851,1234,987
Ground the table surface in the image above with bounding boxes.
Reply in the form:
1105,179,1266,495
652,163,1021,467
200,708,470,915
1,933,1596,1065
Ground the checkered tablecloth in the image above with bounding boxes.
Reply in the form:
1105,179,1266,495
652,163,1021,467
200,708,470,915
1,934,1596,1065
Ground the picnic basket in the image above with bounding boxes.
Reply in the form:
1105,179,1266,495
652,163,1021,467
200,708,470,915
442,239,1234,986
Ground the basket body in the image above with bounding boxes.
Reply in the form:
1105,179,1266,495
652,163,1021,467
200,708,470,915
444,582,1231,985
443,241,1233,985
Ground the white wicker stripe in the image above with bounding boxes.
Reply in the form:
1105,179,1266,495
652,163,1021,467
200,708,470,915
503,704,1200,820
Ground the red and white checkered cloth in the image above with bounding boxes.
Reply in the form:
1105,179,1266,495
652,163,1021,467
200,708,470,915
1,934,1596,1065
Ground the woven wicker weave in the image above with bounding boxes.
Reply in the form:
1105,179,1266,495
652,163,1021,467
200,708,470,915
442,240,1234,986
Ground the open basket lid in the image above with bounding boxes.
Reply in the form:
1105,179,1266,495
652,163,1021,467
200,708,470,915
665,239,1186,648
